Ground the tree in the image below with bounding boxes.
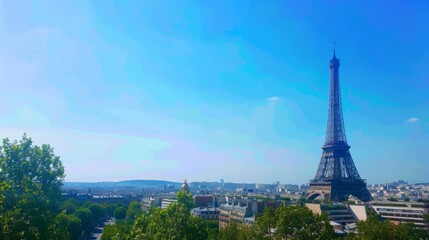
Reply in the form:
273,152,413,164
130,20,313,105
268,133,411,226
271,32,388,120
50,211,83,240
0,134,65,240
177,189,195,211
346,217,429,240
218,222,253,240
103,203,117,217
89,203,106,225
74,208,94,236
129,190,207,239
273,205,335,240
206,220,220,240
252,207,276,239
60,198,79,214
101,222,131,240
130,203,208,240
126,201,143,222
114,206,127,220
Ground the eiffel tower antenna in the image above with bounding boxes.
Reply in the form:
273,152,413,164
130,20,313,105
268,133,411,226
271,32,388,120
333,42,336,56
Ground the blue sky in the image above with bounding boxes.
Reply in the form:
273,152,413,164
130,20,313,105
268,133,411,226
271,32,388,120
0,1,428,184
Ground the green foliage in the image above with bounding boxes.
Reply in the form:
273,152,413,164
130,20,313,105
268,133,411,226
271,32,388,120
177,189,195,211
274,205,334,240
114,206,127,220
0,134,65,240
423,214,429,223
297,197,307,206
74,208,94,236
104,203,117,217
346,217,429,240
365,206,379,219
218,222,253,240
279,197,291,203
253,207,276,239
322,197,331,204
126,201,143,222
217,205,335,240
205,220,220,240
50,211,83,240
60,198,79,214
297,197,321,206
101,222,131,240
89,203,106,225
130,201,208,240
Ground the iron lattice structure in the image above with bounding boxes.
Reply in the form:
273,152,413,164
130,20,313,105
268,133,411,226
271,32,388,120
307,51,372,202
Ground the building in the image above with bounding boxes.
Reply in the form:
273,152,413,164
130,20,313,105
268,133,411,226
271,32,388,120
277,184,299,193
219,204,252,228
219,199,284,228
306,203,365,225
161,198,177,209
215,195,227,207
141,196,162,211
194,195,215,207
255,184,266,192
191,207,220,220
371,201,429,231
141,194,177,211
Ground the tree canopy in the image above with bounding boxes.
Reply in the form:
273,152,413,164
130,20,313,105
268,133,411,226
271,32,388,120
74,208,94,236
0,134,65,239
50,211,83,240
126,201,143,222
89,203,106,225
128,190,207,240
345,216,429,240
114,206,127,220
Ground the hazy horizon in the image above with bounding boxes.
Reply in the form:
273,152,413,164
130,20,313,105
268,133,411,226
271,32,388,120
63,178,423,186
1,1,428,184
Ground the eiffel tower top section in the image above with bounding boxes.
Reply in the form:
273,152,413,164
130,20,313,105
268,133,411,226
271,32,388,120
324,49,348,148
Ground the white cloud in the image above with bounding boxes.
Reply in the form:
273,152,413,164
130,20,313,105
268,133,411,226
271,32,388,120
406,117,420,123
266,96,280,102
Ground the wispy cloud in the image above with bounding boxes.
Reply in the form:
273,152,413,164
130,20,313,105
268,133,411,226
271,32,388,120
266,96,280,102
406,117,420,123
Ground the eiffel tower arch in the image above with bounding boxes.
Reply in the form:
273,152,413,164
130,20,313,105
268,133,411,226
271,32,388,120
306,50,372,202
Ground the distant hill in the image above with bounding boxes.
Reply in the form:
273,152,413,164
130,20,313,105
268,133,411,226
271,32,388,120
63,180,181,188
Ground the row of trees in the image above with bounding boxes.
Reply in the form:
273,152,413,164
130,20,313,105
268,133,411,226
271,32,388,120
100,190,336,240
59,198,122,238
103,191,429,240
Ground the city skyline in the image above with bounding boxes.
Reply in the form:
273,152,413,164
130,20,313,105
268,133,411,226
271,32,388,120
0,1,428,184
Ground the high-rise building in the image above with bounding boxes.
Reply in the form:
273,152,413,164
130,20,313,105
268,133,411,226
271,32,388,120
306,50,371,202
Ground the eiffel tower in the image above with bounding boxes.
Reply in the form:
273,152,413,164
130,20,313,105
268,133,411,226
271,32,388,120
307,50,372,202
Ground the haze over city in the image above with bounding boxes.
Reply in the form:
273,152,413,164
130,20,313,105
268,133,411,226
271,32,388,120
0,1,428,184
